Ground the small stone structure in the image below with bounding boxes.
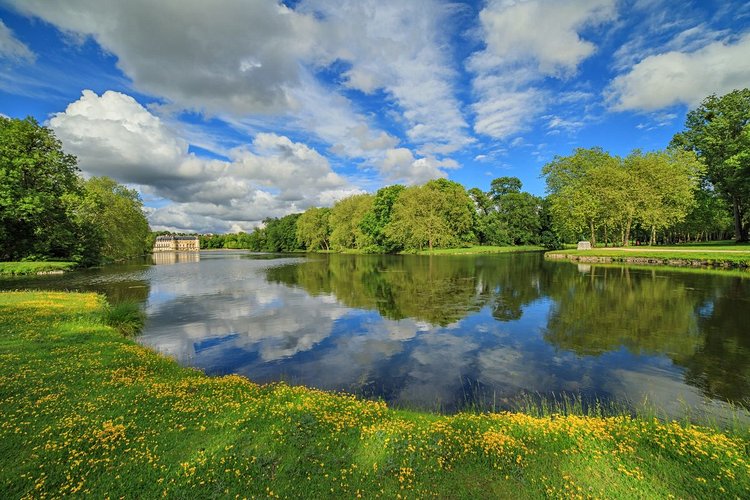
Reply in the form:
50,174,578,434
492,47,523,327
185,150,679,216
577,240,592,250
153,235,200,252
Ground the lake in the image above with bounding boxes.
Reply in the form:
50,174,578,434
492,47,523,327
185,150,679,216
3,251,749,419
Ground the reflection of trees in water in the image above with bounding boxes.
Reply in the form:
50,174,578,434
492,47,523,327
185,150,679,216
267,255,750,403
543,266,702,357
676,276,750,403
266,254,547,326
544,265,750,404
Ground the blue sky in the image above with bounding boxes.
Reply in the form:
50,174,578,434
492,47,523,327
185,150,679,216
1,0,749,233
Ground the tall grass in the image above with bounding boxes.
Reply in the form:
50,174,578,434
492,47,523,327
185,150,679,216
102,300,145,336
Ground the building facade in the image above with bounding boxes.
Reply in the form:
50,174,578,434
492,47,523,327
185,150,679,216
153,235,200,252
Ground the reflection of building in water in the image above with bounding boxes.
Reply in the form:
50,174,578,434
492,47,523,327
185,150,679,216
151,252,201,265
153,235,200,252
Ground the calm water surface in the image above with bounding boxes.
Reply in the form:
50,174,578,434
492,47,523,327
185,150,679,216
3,251,749,418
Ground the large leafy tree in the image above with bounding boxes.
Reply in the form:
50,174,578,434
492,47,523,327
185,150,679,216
542,147,620,246
671,89,750,241
329,194,374,250
296,208,330,251
386,179,474,251
359,184,405,252
264,213,301,252
78,177,151,262
0,117,80,260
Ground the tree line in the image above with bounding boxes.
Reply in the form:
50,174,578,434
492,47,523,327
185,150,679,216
0,117,151,265
208,88,744,251
4,89,747,262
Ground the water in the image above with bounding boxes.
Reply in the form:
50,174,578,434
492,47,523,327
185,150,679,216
3,250,749,419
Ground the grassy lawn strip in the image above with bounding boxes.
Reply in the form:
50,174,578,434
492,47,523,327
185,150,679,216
1,291,748,498
0,261,76,276
413,245,545,255
546,248,750,268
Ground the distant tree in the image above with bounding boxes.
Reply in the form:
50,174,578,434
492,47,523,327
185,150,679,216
498,191,543,245
671,89,750,241
359,185,405,252
296,208,330,251
329,194,374,250
0,117,80,260
265,213,301,252
385,179,474,251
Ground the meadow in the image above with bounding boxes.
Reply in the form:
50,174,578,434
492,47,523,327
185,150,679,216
1,291,748,498
0,262,76,276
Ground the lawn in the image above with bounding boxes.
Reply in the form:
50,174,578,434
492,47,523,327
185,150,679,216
1,291,748,498
547,243,750,269
0,261,76,276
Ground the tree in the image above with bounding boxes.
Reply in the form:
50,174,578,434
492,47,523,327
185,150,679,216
489,176,522,201
265,213,301,252
77,177,151,262
359,185,405,252
385,179,474,251
671,89,750,241
329,194,374,250
0,117,80,260
542,148,620,246
296,208,330,251
625,150,703,244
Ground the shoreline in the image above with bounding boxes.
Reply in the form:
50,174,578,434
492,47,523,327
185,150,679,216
1,290,748,497
545,249,750,271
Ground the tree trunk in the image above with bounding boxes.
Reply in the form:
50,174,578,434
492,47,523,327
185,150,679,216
604,225,608,247
650,226,656,246
589,220,596,247
623,218,632,247
733,197,748,242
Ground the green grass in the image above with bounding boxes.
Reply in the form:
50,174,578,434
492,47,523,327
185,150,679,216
547,245,750,269
1,291,748,498
412,245,545,255
102,301,146,336
0,261,76,275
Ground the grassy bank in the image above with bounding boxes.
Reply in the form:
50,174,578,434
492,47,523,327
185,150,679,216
546,245,750,270
413,245,544,255
1,292,748,498
0,261,76,276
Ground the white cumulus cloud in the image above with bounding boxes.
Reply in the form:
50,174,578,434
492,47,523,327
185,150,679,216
608,32,750,111
49,90,363,232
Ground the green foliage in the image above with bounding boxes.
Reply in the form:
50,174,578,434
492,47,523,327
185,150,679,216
0,117,151,265
386,179,474,251
264,213,301,252
543,147,703,246
359,184,405,252
672,88,750,241
329,194,374,251
296,208,331,251
79,177,151,263
0,117,81,261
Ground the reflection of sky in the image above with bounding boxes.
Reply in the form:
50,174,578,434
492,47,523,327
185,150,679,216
51,252,743,419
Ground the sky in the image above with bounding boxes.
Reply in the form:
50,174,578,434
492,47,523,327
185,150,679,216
1,0,749,233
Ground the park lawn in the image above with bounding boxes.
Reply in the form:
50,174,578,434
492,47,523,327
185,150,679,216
0,261,76,276
413,245,545,255
547,246,750,268
1,291,748,498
